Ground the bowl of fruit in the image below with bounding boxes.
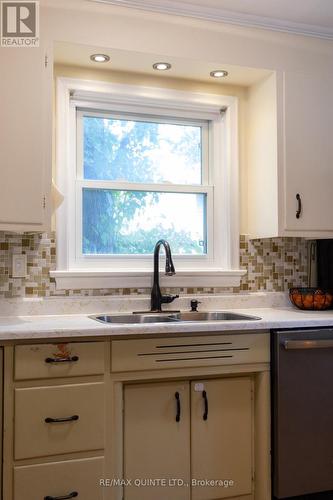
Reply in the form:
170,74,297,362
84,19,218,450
289,287,333,311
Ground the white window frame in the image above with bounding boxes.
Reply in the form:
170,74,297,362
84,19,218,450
51,77,245,289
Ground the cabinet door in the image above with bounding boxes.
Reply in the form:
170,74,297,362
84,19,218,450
124,381,191,500
191,377,253,500
283,71,333,232
0,46,52,231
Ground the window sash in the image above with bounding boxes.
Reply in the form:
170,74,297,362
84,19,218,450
75,181,213,261
76,109,210,185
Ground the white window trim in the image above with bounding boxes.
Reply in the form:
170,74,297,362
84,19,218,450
51,77,246,289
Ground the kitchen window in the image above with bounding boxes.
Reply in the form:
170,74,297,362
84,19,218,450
78,111,209,257
52,78,244,289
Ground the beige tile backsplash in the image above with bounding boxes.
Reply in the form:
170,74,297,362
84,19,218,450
0,232,308,298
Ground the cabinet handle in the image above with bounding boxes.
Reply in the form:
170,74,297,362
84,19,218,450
45,415,79,424
202,390,208,421
44,492,78,500
175,392,181,422
284,339,333,350
296,193,302,219
45,356,79,364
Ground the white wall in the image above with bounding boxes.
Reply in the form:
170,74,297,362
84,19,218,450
45,3,333,233
246,73,278,238
42,3,333,75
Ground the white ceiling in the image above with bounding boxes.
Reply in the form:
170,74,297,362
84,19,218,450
87,0,333,39
54,42,271,86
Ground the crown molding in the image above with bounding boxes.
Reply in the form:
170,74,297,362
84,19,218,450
87,0,333,40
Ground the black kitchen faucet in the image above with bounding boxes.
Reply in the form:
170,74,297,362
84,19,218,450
150,239,179,312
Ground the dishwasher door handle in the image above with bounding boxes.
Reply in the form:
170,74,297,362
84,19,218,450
283,339,333,350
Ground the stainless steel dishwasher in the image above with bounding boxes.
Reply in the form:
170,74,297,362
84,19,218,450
272,328,333,499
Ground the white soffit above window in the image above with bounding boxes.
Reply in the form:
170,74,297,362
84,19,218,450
86,0,333,40
54,42,272,87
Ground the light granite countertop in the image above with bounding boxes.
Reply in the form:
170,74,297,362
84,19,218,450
0,306,332,342
0,292,331,342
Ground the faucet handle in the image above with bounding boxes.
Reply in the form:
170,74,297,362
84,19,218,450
161,294,179,304
190,299,201,312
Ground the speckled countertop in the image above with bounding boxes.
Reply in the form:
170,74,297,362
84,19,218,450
0,292,332,342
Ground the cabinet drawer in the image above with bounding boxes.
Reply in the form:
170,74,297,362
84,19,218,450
111,333,269,372
14,456,104,500
14,383,105,459
14,341,105,380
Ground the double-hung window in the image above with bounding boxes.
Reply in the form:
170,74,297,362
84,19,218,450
53,79,243,289
78,110,210,257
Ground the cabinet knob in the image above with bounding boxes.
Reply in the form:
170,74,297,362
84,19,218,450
296,193,302,219
44,492,78,500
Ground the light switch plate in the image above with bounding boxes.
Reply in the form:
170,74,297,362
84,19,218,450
12,254,27,278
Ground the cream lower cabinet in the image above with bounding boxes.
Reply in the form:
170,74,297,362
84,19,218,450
191,378,253,500
124,377,253,500
14,456,104,500
14,382,105,460
5,341,107,500
124,381,191,500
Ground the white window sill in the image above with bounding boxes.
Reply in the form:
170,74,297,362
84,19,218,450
50,269,247,290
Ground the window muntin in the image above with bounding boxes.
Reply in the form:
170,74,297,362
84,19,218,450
77,110,210,258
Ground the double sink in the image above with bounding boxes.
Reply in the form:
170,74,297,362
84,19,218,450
92,311,261,324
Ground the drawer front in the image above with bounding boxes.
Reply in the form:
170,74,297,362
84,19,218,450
111,333,269,372
14,383,105,459
15,341,105,380
14,456,104,500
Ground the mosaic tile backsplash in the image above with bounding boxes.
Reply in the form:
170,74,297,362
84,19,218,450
0,232,309,298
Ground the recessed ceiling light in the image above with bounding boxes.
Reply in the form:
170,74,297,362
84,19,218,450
153,62,172,71
210,70,228,78
90,54,110,63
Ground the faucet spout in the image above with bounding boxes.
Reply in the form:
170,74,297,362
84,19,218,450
151,239,178,312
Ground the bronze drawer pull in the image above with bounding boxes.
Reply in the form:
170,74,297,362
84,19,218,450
296,193,302,219
45,415,79,424
44,492,78,500
175,392,181,422
45,356,79,364
202,390,208,421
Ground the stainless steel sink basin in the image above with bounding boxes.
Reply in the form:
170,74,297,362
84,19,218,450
93,313,177,324
172,311,261,322
91,311,261,324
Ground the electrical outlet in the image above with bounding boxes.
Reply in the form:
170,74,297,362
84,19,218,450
12,254,27,278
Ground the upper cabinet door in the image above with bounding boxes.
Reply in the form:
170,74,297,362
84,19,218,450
283,71,333,232
0,46,52,231
191,377,253,500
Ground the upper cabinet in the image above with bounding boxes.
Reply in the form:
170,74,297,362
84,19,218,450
283,71,333,234
0,46,52,232
247,70,333,239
